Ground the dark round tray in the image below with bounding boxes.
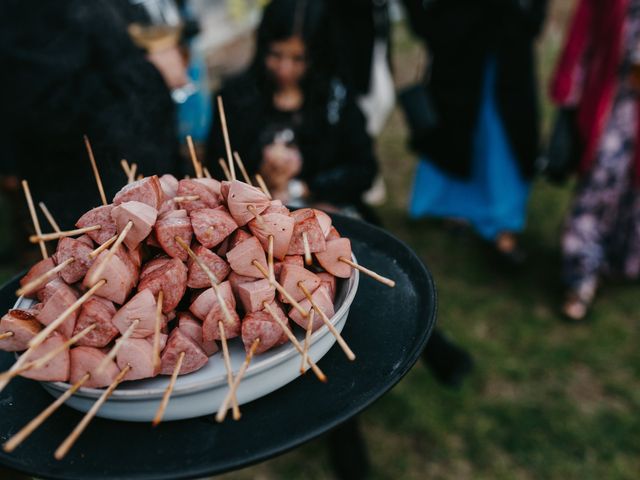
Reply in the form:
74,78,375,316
0,214,436,480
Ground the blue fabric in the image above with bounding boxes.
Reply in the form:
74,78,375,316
409,57,530,241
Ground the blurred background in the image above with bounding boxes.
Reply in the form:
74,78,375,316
2,0,640,478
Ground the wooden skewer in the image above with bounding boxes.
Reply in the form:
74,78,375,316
218,321,241,420
0,325,97,382
268,235,274,283
233,151,252,185
3,372,91,453
217,96,236,181
0,332,13,341
29,225,101,243
203,167,212,179
247,205,264,225
338,256,395,288
300,309,315,374
54,365,131,460
120,159,131,178
15,257,75,297
86,221,133,286
255,174,272,200
298,282,355,361
173,195,200,203
152,291,163,371
94,319,139,375
152,351,185,426
216,338,260,423
263,302,326,382
252,260,308,318
38,202,61,233
302,232,312,266
88,235,117,259
29,280,107,349
83,135,107,206
22,180,47,259
186,135,203,179
174,237,235,328
128,163,138,184
218,158,231,181
0,353,30,394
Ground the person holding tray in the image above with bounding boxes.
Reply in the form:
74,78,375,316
206,1,472,478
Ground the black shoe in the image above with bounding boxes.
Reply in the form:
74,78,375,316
422,330,473,388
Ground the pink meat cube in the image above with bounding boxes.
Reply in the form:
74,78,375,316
83,250,137,305
288,285,334,330
177,312,218,356
0,309,42,352
117,338,160,381
69,346,120,388
155,209,193,261
315,238,353,278
54,237,95,284
237,279,276,313
138,257,188,313
226,180,270,226
76,204,117,245
160,328,208,375
111,201,158,251
278,264,321,303
287,209,327,255
187,244,231,289
20,333,70,382
226,236,268,278
112,289,159,338
37,281,79,338
113,176,164,210
74,296,119,348
248,212,294,261
190,208,238,249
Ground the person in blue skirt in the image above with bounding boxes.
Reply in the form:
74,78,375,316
401,0,548,263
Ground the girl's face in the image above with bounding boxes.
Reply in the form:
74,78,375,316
265,36,307,89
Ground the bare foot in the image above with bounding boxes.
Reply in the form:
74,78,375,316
496,232,517,253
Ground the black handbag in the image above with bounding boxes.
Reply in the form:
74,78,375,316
397,83,439,139
544,108,582,184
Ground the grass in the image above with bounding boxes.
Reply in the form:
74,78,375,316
2,2,639,478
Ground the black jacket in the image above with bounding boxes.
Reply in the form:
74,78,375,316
0,0,180,228
205,71,377,206
402,0,548,179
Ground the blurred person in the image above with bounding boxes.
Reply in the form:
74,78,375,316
551,0,640,320
402,0,548,265
206,2,472,478
205,0,380,222
0,0,186,231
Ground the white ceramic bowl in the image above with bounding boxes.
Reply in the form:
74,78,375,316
14,256,359,422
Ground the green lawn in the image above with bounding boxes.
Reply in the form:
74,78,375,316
2,2,639,478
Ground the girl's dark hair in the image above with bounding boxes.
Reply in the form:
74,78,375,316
251,0,333,103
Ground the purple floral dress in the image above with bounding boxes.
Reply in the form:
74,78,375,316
562,0,640,296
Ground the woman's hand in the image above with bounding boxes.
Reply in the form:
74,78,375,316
260,143,302,192
147,46,189,89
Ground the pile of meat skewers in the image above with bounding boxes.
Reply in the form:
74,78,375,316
0,102,395,459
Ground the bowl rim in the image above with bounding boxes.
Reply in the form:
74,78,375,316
25,253,360,400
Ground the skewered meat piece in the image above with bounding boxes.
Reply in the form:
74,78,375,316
111,201,158,251
248,212,294,261
317,272,337,302
177,312,218,356
288,285,334,331
113,175,164,210
263,199,290,215
19,257,57,298
227,271,254,303
116,338,160,381
225,180,270,226
37,280,79,338
278,264,321,304
69,346,120,388
83,250,137,305
273,255,304,277
138,258,188,313
73,297,119,348
76,205,117,246
0,309,42,351
140,256,171,282
237,279,275,314
226,236,268,278
160,327,208,375
186,244,230,289
155,209,193,261
313,209,332,238
241,302,288,354
159,174,179,200
54,237,95,284
287,209,327,255
190,208,238,249
20,333,70,382
112,289,160,338
176,178,221,213
315,238,353,278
